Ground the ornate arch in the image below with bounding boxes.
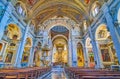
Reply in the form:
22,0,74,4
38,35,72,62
5,24,21,40
95,24,110,40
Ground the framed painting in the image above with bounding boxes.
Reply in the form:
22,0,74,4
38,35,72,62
5,52,13,63
0,43,3,55
101,49,111,62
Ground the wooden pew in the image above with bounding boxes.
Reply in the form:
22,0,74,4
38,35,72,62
0,67,51,79
65,67,120,79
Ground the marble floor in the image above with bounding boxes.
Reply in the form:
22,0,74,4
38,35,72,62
38,67,68,79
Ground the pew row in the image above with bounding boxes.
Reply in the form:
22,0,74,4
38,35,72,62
65,67,120,79
0,67,51,79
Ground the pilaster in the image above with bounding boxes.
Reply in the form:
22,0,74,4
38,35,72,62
82,42,89,68
89,27,104,69
14,24,29,68
71,39,77,67
68,39,72,67
0,2,12,40
102,3,120,64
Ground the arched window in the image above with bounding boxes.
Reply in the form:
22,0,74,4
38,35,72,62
91,1,100,17
15,2,26,17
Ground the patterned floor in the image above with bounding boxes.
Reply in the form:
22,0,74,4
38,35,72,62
38,68,68,79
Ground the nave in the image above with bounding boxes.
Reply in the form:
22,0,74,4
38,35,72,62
1,0,120,79
1,66,120,79
39,67,68,79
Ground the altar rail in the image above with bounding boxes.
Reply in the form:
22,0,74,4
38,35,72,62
0,67,51,79
65,67,120,79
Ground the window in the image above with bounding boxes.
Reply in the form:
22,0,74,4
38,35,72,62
91,2,100,17
92,6,99,17
15,3,26,17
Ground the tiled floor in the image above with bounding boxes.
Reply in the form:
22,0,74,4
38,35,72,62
39,68,68,79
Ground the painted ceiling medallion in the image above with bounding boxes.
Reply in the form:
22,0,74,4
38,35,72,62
27,0,35,5
84,0,90,4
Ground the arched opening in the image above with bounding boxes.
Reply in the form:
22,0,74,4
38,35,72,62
50,25,69,67
33,42,42,67
52,36,68,67
95,24,119,68
77,42,84,67
86,37,95,68
3,24,21,67
21,37,32,67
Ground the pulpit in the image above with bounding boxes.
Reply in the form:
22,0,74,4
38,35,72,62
41,44,50,67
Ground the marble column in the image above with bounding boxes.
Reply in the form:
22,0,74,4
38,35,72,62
68,39,72,66
14,24,29,68
28,43,35,67
71,39,77,67
89,27,104,69
52,44,56,63
85,47,90,67
83,42,89,68
102,3,120,64
43,31,48,45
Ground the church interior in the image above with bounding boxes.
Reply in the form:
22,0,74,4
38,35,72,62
0,0,120,79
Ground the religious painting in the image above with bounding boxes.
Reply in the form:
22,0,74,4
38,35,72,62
23,55,28,62
101,49,111,62
22,51,29,62
110,45,119,65
0,43,3,53
5,52,13,63
98,30,107,39
77,43,84,67
26,38,32,46
111,45,116,55
88,49,94,63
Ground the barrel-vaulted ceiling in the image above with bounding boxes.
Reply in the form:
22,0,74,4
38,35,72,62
20,0,95,24
19,0,105,26
30,0,89,23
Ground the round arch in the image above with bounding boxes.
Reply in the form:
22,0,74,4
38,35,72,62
85,37,92,48
4,24,22,65
52,35,68,42
45,23,70,33
21,37,33,65
5,24,21,40
95,24,109,40
52,35,68,66
77,42,84,67
95,24,119,68
76,40,84,48
85,37,95,67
